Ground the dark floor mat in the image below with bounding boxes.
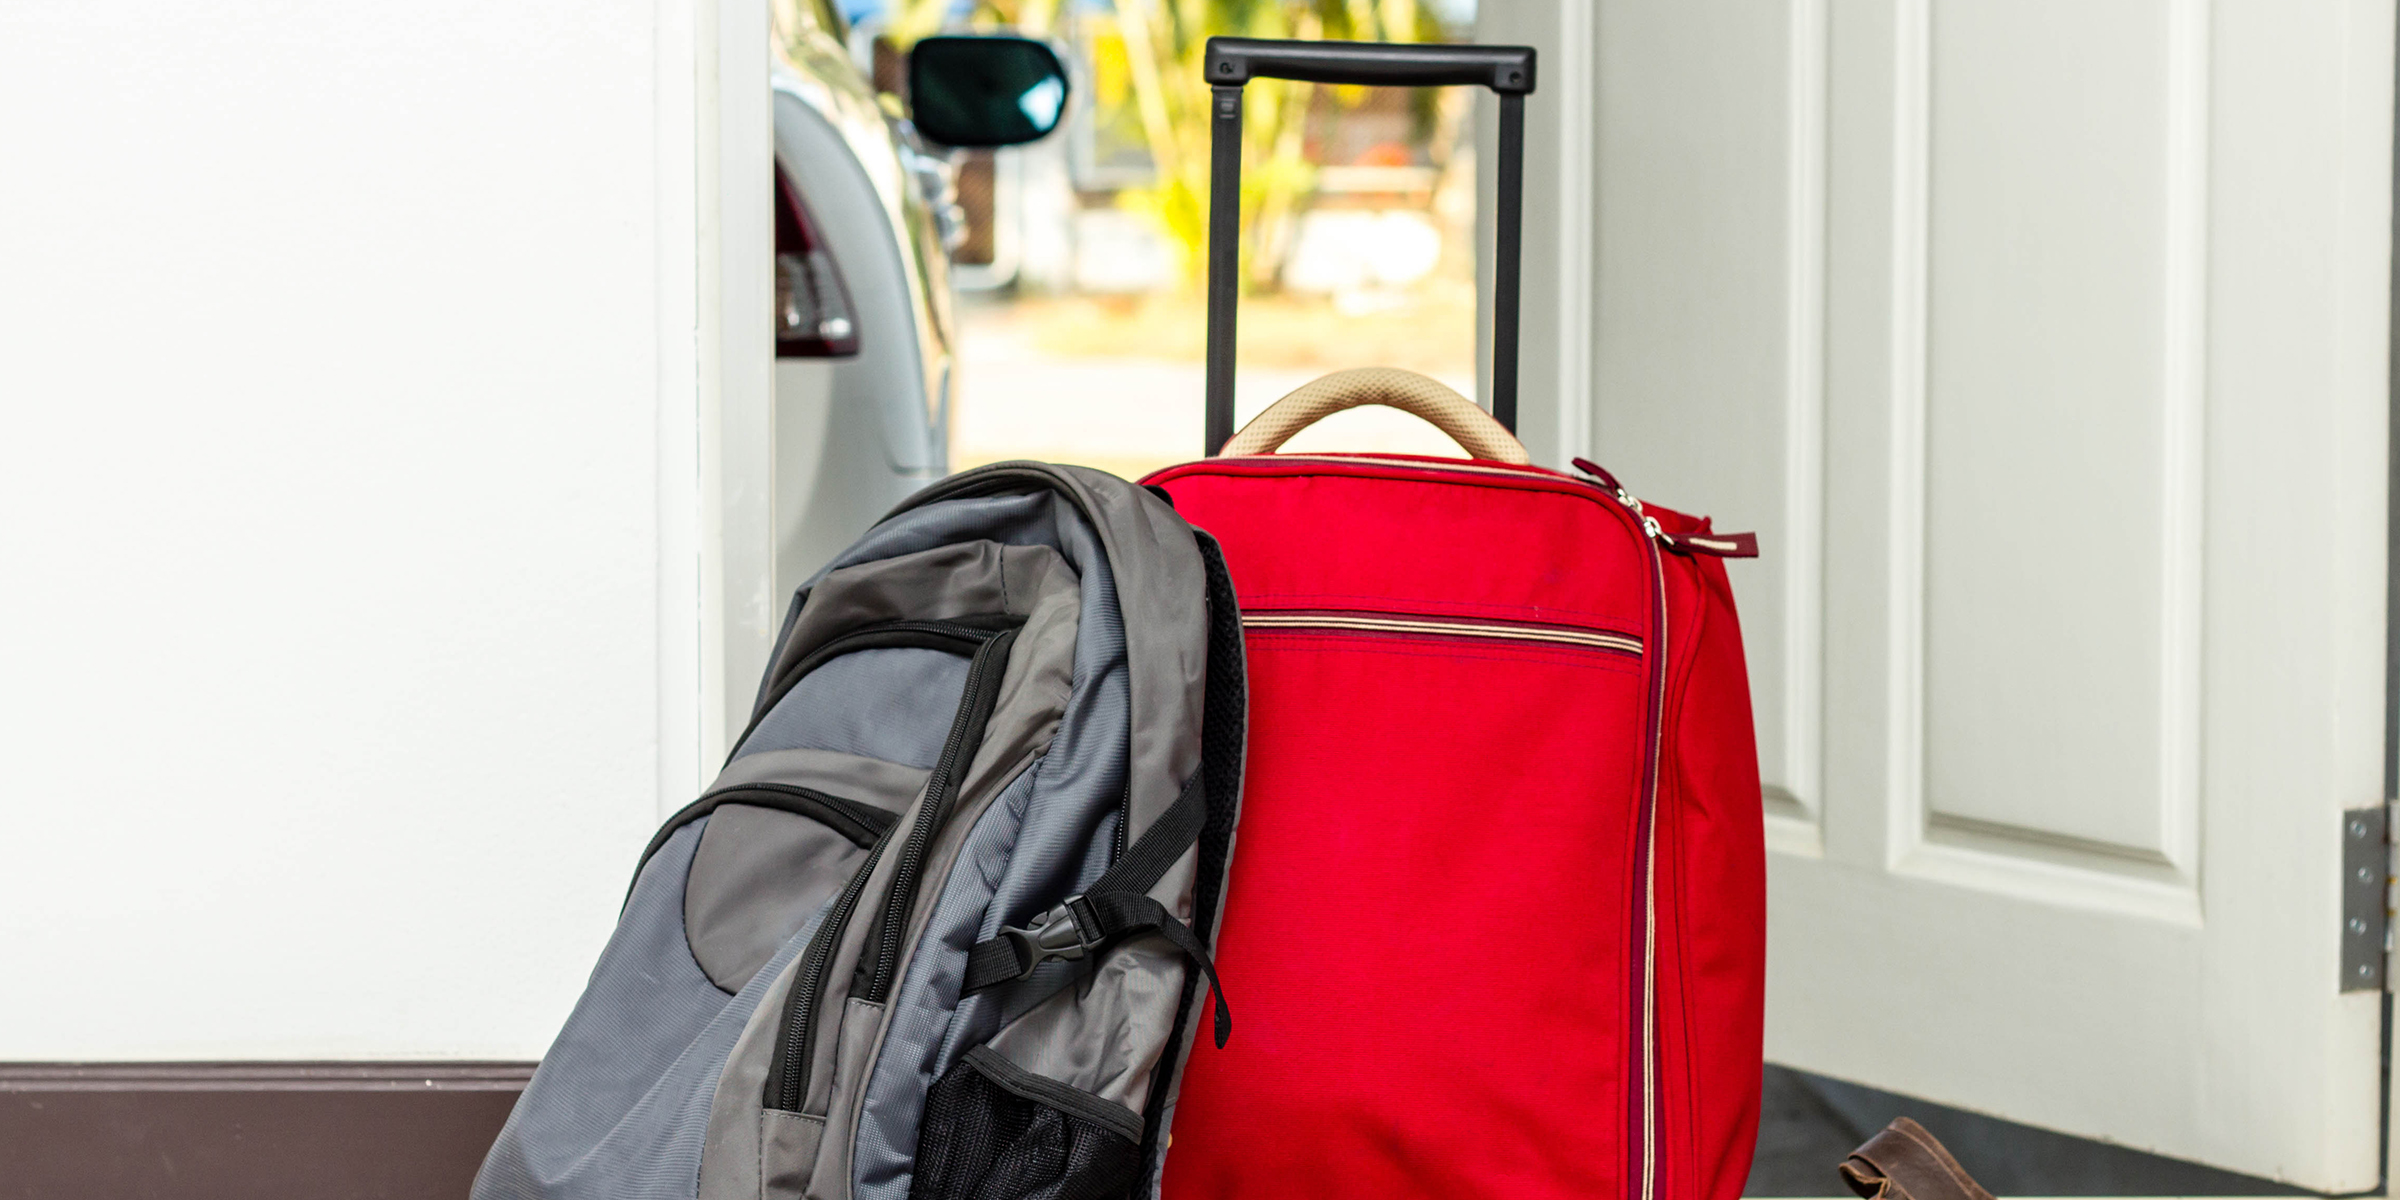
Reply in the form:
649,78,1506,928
1745,1065,2310,1197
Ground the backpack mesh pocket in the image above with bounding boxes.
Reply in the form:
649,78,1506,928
910,1047,1141,1200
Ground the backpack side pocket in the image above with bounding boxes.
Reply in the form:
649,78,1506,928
910,1046,1142,1200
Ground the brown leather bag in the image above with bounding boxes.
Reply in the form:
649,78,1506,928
1839,1118,1998,1200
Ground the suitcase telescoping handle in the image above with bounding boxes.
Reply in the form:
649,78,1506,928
1202,37,1537,456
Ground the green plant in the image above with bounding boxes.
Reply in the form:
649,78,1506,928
1106,0,1444,293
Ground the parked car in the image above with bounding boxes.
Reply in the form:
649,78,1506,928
769,3,1067,590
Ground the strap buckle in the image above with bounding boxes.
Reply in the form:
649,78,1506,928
995,896,1100,981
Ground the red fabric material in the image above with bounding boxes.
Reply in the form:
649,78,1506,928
1144,453,1763,1200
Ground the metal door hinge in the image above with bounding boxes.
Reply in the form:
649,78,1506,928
2339,804,2389,992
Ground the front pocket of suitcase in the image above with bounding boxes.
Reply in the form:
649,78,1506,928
1166,605,1648,1197
908,1046,1143,1200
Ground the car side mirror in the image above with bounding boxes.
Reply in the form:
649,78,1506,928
906,35,1071,148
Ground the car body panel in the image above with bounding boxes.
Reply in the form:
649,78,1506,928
774,90,940,473
768,4,957,599
776,3,953,444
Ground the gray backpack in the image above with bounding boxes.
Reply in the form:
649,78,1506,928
476,464,1245,1200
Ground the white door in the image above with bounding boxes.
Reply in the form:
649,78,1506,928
1567,0,2391,1187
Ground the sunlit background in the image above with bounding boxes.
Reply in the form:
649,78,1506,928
795,0,1484,478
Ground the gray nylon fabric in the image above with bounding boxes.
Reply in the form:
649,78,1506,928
983,925,1189,1110
708,749,927,812
889,467,1207,838
752,541,1075,731
788,737,1044,1193
849,765,1075,1200
698,896,816,1200
824,492,1131,1200
736,647,969,768
846,475,1208,1200
814,573,1081,1198
761,1110,823,1199
759,545,1079,1154
474,821,823,1200
686,805,874,994
487,465,1227,1200
802,997,891,1199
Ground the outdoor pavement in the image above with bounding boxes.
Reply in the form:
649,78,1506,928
951,320,1475,479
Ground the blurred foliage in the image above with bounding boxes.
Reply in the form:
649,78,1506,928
865,0,1454,294
1104,0,1447,293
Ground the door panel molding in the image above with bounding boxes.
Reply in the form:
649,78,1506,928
1599,0,2389,1184
1885,0,2208,923
1765,0,1833,859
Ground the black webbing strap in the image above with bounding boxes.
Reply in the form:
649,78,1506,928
959,771,1204,993
1097,772,1205,898
960,886,1232,1047
961,933,1025,994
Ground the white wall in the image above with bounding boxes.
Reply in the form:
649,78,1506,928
0,0,741,1059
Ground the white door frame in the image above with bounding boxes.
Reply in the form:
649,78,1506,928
660,0,777,808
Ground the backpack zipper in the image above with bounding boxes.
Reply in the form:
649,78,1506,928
749,617,1014,1114
765,825,893,1112
731,621,998,763
644,783,893,862
630,783,895,912
858,626,1021,1004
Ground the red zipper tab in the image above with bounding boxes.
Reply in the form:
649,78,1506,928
1570,456,1622,491
1662,529,1758,558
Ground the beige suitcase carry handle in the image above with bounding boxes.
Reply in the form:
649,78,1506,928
1219,367,1534,465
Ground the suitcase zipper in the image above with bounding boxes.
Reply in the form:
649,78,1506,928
1632,517,1667,1200
1238,609,1642,658
1570,457,1670,1200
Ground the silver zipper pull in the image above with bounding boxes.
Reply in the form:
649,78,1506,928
1573,456,1647,512
1575,456,1758,557
1573,457,1662,537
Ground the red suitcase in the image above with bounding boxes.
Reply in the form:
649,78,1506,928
1146,38,1766,1200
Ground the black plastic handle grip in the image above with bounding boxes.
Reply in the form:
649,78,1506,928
1204,37,1535,94
1202,37,1535,455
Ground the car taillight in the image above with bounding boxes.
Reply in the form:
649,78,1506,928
775,165,859,357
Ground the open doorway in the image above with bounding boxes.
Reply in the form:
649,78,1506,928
877,0,1488,479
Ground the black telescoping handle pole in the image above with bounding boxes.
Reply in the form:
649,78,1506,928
1203,37,1535,456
